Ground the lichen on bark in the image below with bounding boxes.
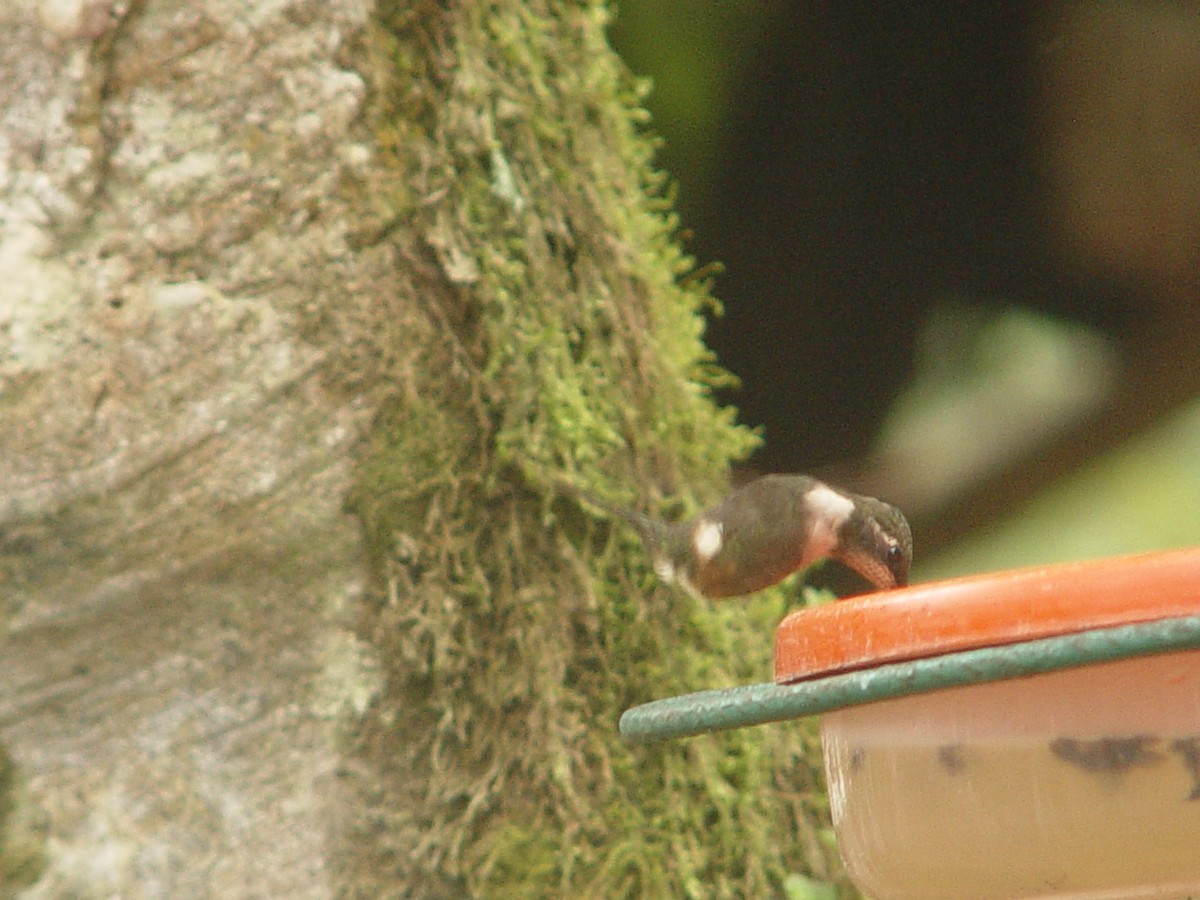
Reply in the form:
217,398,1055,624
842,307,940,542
0,747,45,897
341,2,852,896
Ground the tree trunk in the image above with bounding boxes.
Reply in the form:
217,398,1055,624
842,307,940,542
0,0,386,895
1,1,849,896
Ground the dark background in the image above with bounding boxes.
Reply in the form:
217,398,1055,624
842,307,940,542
610,2,1200,556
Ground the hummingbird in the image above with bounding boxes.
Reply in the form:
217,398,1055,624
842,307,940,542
567,474,911,599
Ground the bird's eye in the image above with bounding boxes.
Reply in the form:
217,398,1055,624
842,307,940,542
886,545,903,563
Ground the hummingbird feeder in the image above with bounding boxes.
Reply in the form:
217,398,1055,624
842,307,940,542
620,547,1200,900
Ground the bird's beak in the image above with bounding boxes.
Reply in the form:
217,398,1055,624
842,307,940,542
836,548,904,591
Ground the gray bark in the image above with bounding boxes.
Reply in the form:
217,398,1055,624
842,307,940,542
1,1,383,895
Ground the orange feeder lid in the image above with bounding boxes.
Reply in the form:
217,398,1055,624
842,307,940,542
774,547,1200,685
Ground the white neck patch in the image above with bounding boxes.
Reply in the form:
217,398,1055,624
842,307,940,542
804,484,855,559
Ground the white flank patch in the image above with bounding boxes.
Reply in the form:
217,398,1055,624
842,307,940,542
691,518,724,563
805,484,855,558
653,556,677,583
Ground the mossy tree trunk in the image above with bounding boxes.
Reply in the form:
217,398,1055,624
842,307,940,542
0,1,852,897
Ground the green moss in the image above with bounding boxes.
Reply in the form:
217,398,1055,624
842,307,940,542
470,822,562,899
0,747,46,898
340,1,854,897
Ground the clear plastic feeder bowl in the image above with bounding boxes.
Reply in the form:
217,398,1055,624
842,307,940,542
619,548,1200,900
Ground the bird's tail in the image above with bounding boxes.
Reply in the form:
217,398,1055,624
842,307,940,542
556,481,671,558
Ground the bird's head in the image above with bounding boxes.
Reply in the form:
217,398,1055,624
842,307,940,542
832,494,913,590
